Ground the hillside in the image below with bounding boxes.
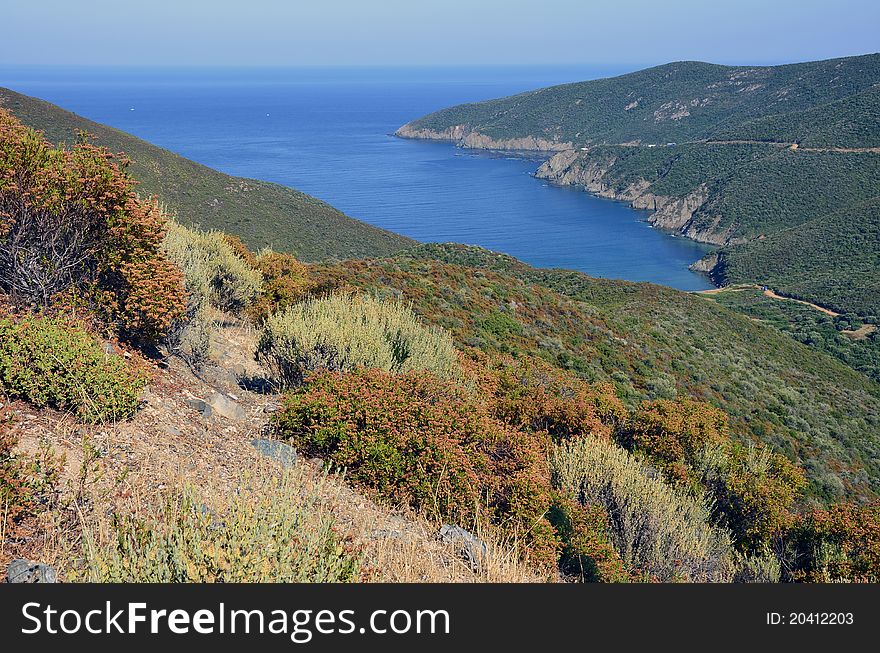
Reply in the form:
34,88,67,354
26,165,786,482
396,54,880,317
397,54,880,148
0,87,415,262
312,244,880,504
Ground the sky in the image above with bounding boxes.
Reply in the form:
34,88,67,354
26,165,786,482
1,0,878,68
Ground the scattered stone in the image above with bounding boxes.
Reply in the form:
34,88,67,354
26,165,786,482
251,438,298,469
206,391,246,421
438,524,488,573
6,559,57,583
185,398,212,418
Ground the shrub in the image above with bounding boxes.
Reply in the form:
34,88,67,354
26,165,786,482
272,369,559,569
785,502,880,582
1,408,59,542
547,493,631,582
248,249,311,322
257,293,458,388
165,302,212,370
75,474,362,582
623,399,806,554
163,222,262,314
0,110,186,343
551,437,735,582
0,316,146,422
713,443,805,553
467,352,627,441
623,399,729,490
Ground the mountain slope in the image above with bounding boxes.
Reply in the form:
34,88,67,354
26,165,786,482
314,243,880,504
397,54,880,148
397,54,880,316
0,87,415,262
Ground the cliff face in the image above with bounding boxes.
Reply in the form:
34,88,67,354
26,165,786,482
395,123,574,152
536,150,731,247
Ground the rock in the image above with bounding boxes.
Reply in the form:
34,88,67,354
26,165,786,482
438,524,488,573
6,559,57,583
185,398,212,418
206,391,246,421
251,438,298,469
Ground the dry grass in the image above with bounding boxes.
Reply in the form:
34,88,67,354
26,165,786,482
5,316,545,583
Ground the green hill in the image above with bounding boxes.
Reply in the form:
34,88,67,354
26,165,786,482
398,54,880,147
315,243,880,505
0,87,415,262
398,54,880,317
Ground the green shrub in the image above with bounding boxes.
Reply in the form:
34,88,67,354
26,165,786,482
547,492,631,582
272,368,559,569
257,293,458,388
552,437,735,582
711,443,805,553
0,316,145,422
74,474,362,582
163,222,262,315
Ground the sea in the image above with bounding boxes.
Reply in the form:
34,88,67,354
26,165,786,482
0,65,714,290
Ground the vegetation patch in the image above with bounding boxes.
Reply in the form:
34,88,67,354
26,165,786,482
75,474,362,582
0,316,146,422
257,293,459,388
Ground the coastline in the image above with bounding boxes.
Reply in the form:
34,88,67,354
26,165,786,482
394,123,723,286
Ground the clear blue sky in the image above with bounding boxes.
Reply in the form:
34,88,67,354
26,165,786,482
2,0,878,67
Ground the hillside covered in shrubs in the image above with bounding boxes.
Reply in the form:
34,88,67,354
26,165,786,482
398,54,880,318
2,108,880,584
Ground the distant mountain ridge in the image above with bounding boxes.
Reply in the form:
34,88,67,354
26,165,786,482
0,87,415,262
397,54,880,148
397,54,880,316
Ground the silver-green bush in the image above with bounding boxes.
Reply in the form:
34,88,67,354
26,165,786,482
163,222,262,314
552,437,735,582
256,293,458,387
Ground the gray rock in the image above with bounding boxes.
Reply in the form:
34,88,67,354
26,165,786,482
6,559,57,583
185,398,212,417
438,524,488,573
206,391,246,421
251,438,298,469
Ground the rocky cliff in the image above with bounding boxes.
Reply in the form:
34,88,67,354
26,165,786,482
536,149,731,247
395,123,574,152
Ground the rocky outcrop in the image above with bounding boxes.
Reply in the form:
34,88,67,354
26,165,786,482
537,150,732,246
395,123,573,152
6,559,57,583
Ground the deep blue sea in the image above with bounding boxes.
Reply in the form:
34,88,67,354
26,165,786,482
0,66,714,290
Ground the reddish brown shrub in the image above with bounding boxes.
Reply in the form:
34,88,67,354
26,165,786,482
788,503,880,582
272,368,560,569
0,109,185,343
248,250,311,322
624,399,730,488
463,351,627,441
